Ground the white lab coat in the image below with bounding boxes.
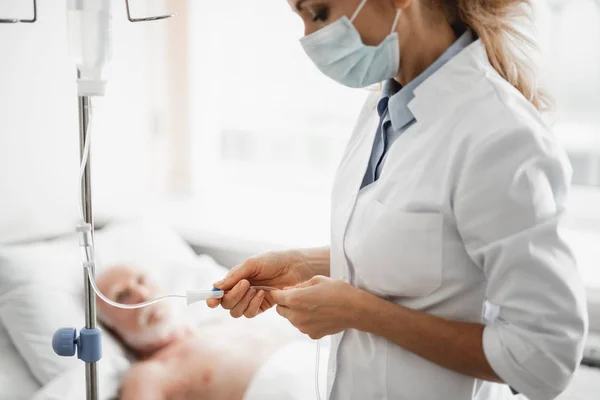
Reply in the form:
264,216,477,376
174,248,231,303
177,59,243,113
327,40,588,400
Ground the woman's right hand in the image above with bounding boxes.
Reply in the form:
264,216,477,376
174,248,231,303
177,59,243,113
207,250,314,318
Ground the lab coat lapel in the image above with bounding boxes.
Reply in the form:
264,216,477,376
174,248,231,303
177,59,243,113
331,92,380,264
327,91,380,400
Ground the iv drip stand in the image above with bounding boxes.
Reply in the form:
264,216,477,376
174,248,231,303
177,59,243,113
2,2,175,399
78,94,98,400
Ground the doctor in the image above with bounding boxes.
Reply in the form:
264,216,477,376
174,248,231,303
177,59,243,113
209,0,588,399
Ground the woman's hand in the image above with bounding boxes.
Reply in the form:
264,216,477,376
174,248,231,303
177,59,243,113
207,250,315,318
271,275,363,340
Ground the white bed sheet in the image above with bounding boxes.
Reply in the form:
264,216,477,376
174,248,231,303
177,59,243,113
30,355,129,400
0,323,39,400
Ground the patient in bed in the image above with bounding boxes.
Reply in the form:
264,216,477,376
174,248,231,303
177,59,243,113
96,265,296,400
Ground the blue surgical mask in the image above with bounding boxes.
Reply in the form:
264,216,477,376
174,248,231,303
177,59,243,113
300,0,401,88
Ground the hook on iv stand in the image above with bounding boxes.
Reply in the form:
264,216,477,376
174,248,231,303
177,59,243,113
0,0,37,23
125,0,176,22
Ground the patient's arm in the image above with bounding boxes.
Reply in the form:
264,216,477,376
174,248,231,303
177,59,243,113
120,361,167,400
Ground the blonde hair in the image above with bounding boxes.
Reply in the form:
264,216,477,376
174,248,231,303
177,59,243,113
435,0,550,111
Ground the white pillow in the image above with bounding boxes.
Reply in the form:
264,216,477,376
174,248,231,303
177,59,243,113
0,219,222,387
0,323,40,400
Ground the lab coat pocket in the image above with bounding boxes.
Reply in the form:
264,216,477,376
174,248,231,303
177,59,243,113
355,203,444,298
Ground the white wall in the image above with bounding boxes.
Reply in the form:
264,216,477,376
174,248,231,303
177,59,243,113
0,0,171,243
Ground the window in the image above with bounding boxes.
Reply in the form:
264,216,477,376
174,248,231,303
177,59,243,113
532,0,600,289
181,0,367,247
170,1,600,291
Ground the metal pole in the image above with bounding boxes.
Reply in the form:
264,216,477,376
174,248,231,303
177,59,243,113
78,95,99,400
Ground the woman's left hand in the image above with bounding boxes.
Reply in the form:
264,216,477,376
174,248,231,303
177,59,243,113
270,275,363,339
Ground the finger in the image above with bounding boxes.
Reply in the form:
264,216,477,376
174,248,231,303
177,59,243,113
212,264,240,290
214,259,258,290
270,289,289,306
221,280,251,310
230,288,257,318
244,290,265,318
283,276,323,291
258,292,275,313
206,298,221,309
292,277,321,290
276,305,291,319
262,293,275,309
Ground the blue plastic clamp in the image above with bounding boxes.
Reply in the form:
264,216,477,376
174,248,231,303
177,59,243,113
52,327,102,363
78,328,102,363
52,328,77,357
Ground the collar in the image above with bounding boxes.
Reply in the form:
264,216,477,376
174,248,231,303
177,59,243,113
408,38,490,123
379,29,476,131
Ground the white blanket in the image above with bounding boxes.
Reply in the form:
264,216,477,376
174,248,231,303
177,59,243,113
244,338,330,400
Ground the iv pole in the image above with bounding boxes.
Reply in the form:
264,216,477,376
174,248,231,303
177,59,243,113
78,92,98,399
1,2,174,399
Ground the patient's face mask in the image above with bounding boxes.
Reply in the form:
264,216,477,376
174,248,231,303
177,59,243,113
300,0,401,88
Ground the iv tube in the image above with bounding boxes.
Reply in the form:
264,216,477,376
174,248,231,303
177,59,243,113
76,99,187,310
316,339,322,400
83,261,186,309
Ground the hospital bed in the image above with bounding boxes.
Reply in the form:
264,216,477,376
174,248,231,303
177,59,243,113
0,220,329,400
0,219,597,399
0,220,597,400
